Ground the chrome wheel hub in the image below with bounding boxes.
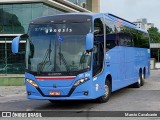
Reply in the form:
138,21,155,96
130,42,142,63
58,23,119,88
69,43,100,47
104,84,109,98
138,76,141,84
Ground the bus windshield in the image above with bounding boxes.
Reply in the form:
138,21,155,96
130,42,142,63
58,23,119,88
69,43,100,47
27,22,91,74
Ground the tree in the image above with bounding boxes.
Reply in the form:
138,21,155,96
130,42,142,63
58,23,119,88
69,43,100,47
148,27,160,43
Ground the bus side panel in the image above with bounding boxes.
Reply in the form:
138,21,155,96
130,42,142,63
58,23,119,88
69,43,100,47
145,49,150,79
134,48,150,79
92,72,107,98
105,46,150,92
106,46,129,91
125,47,138,85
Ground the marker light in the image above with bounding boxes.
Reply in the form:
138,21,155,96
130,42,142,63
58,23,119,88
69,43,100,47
74,78,89,87
26,79,38,88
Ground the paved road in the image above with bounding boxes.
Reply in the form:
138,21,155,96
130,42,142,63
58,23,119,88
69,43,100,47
0,70,160,119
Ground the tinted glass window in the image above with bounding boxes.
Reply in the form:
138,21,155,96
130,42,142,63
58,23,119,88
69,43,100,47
133,31,150,48
27,22,91,73
118,25,150,48
119,33,133,47
104,18,120,49
94,18,104,36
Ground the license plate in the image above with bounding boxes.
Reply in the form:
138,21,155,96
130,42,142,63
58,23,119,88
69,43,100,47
49,91,61,96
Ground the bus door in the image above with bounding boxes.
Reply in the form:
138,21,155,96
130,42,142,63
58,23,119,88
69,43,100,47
93,18,104,76
93,42,104,76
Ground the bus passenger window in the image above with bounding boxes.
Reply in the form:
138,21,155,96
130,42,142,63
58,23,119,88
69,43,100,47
106,34,117,50
119,33,133,47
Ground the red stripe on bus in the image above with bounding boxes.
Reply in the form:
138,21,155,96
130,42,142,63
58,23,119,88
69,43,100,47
36,76,76,81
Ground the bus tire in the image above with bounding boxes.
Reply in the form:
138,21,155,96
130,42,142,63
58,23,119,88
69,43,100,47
141,73,145,86
134,72,142,88
96,80,111,103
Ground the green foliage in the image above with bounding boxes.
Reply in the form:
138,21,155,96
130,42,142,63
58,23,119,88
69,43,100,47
148,27,160,43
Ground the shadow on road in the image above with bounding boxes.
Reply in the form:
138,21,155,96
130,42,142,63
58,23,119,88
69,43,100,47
33,86,132,111
34,100,96,110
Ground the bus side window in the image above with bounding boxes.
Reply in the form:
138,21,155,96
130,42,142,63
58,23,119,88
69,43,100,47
120,33,133,47
94,18,104,37
106,40,116,50
104,18,120,51
106,34,117,50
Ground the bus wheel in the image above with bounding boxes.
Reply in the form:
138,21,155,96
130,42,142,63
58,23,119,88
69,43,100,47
96,80,111,103
134,72,142,88
141,73,145,86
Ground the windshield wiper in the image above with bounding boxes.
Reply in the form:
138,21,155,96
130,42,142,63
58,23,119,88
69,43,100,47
37,39,52,73
58,52,70,74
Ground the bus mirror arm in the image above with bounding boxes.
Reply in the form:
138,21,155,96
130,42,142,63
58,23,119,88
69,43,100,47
20,34,28,39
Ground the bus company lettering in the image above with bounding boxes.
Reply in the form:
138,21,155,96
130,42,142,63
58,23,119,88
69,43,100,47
78,73,90,78
35,27,72,33
136,51,145,57
53,28,72,33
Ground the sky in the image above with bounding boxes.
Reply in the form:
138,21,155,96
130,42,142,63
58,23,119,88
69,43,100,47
100,0,160,30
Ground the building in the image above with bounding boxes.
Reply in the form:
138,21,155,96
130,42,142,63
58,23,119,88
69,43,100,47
68,0,100,12
0,0,100,85
145,23,154,30
150,43,160,69
133,18,154,31
133,18,147,30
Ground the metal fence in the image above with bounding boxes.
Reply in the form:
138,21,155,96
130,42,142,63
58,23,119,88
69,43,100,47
0,35,25,75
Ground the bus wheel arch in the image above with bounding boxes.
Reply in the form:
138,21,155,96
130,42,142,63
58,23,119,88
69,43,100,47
96,74,112,103
106,74,112,91
143,67,146,79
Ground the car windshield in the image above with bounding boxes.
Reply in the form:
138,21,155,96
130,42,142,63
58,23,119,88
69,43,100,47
26,22,91,74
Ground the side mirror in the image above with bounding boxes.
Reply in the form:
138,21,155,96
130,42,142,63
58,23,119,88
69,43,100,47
12,36,20,54
85,33,94,51
12,34,28,54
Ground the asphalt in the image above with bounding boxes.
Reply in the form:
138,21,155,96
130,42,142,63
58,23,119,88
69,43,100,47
0,86,26,97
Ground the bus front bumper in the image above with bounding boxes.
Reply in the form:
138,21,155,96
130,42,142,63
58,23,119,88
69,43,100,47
26,81,96,100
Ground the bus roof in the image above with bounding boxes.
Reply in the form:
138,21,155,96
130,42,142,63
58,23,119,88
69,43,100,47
30,13,147,33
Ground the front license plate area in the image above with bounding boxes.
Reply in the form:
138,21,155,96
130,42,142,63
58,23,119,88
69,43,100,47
49,91,61,96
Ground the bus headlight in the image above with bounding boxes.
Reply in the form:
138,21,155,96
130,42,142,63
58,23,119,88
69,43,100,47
26,79,38,88
74,78,89,87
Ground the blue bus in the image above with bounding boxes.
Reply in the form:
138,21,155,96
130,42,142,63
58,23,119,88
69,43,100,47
12,13,150,103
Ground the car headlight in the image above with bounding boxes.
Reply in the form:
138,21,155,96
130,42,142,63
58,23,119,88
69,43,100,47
26,79,38,88
74,78,89,87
